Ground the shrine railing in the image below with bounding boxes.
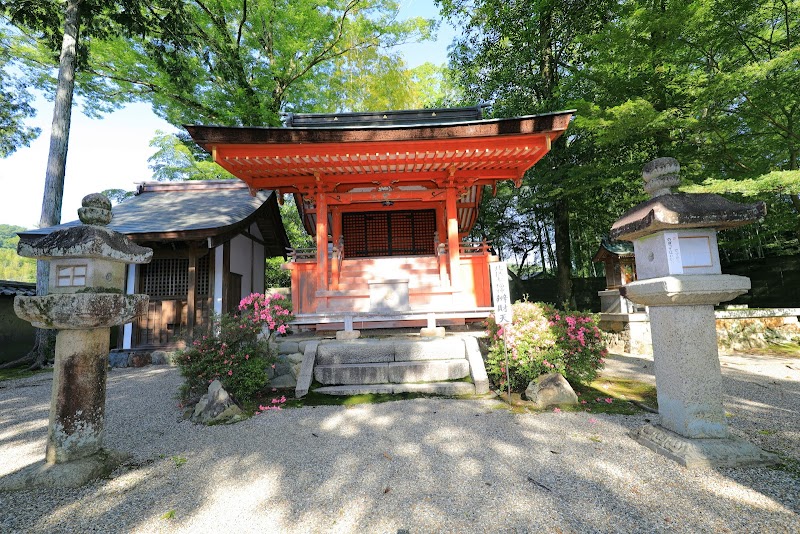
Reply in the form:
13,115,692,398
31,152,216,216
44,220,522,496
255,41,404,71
459,240,492,256
287,247,316,262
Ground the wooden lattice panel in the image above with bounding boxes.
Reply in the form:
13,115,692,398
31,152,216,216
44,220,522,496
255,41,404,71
343,210,436,258
197,254,210,296
142,258,189,299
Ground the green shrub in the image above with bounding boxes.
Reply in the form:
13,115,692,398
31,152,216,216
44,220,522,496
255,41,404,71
264,256,291,289
485,301,607,392
176,292,293,404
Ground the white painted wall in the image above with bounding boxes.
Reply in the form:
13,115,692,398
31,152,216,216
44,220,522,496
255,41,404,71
213,245,223,316
230,225,267,299
251,223,266,294
123,264,136,349
231,233,252,299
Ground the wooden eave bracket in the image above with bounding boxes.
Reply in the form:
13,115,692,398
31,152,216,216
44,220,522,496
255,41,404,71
513,168,525,188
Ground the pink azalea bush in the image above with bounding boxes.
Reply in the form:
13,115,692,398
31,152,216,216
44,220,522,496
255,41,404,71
485,301,607,392
176,293,293,405
238,292,293,336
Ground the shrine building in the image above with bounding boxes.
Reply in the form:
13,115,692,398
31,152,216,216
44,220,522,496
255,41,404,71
186,106,573,330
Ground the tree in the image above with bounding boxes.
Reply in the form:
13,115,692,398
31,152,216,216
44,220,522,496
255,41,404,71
438,0,617,305
1,0,151,369
0,248,36,282
1,0,83,369
82,0,433,128
571,0,800,261
0,24,40,157
441,0,800,295
148,131,235,182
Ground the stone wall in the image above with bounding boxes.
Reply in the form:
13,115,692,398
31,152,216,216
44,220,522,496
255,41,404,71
267,337,318,389
715,312,800,351
601,309,800,355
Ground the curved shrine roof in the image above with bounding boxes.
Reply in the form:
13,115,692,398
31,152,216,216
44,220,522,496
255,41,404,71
186,110,574,236
185,110,574,190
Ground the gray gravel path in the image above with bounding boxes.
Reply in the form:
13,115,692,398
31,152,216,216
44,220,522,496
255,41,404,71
1,355,798,533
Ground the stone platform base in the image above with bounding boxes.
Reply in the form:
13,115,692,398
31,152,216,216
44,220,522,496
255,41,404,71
635,425,778,468
314,382,476,396
0,449,130,491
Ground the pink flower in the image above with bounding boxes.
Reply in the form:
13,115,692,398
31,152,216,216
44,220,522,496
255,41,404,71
588,418,598,424
604,398,613,404
581,400,587,404
227,370,233,376
553,407,561,413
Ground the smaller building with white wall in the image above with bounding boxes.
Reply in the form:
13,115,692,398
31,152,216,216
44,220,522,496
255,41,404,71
19,180,289,350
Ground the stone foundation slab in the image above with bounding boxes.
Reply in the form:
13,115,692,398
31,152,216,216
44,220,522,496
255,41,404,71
635,424,778,468
0,449,130,491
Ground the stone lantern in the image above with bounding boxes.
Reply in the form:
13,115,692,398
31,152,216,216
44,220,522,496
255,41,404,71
610,158,776,468
5,194,152,489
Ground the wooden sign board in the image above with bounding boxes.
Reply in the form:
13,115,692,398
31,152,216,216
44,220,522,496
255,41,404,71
489,261,513,324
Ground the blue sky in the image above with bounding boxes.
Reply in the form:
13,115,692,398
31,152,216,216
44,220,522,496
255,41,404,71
0,0,456,229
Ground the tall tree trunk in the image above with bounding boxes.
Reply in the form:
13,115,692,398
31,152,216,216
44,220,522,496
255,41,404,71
30,0,81,370
534,214,547,274
543,211,556,273
554,196,574,308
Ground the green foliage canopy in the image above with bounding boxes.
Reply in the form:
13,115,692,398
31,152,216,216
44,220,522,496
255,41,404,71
82,0,435,127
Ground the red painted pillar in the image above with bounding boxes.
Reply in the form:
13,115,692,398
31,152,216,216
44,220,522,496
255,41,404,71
445,187,461,290
316,190,329,296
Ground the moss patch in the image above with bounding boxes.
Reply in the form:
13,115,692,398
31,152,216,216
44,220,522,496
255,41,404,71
769,455,800,480
729,343,800,357
0,366,51,382
286,390,435,408
493,376,658,415
250,380,472,411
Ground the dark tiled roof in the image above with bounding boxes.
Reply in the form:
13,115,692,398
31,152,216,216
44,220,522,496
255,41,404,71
0,280,35,296
601,238,634,256
18,181,290,256
592,237,635,263
284,105,485,128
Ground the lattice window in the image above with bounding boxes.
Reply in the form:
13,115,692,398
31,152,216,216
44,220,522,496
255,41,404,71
141,258,189,299
56,264,87,288
197,254,210,296
343,210,436,258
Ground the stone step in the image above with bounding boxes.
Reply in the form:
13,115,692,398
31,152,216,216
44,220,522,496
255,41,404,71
313,382,476,396
389,359,470,383
394,338,466,362
314,362,388,385
314,359,470,385
316,339,395,365
316,337,466,365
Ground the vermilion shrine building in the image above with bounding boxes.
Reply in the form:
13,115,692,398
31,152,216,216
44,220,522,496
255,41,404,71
187,107,573,330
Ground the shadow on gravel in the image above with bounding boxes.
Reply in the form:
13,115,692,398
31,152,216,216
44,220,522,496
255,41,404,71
1,366,798,532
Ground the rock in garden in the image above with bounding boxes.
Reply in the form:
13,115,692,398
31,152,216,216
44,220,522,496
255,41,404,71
525,373,578,408
108,351,129,368
191,380,242,424
269,374,297,389
150,350,169,365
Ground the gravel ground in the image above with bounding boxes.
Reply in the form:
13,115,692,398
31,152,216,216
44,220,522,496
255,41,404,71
0,353,798,533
